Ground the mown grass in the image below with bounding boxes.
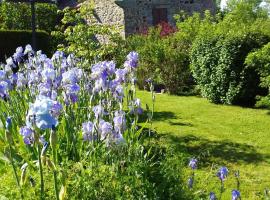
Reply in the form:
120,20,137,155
138,90,270,200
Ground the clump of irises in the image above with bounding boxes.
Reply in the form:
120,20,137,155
187,158,197,189
0,45,144,199
186,159,242,199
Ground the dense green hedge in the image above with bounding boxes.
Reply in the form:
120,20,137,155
191,31,269,106
0,30,52,62
0,2,58,32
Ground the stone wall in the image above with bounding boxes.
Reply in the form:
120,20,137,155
92,0,216,37
93,0,125,37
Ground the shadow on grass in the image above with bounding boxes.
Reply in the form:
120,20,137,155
160,134,269,166
139,111,177,122
168,121,193,127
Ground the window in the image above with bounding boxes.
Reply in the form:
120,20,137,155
152,8,168,26
180,0,194,4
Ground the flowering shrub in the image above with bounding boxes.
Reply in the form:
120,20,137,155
0,45,188,199
126,28,193,94
137,21,177,37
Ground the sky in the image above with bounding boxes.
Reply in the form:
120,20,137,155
220,0,270,10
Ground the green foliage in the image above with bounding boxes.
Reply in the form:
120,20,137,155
0,30,52,61
183,3,270,105
126,28,193,94
0,2,58,32
245,42,270,108
52,2,125,67
0,141,189,199
65,145,188,200
191,31,269,105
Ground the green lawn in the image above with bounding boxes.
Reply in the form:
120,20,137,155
138,90,270,200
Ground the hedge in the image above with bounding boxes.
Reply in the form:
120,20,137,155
0,30,52,62
191,31,269,106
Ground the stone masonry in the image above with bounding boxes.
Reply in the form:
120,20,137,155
93,0,216,37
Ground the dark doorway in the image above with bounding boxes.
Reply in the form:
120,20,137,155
152,8,168,25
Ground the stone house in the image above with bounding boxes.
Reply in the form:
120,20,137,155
93,0,216,37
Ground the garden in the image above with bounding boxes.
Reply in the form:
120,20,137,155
0,0,270,200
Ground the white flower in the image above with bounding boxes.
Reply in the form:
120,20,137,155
24,44,33,55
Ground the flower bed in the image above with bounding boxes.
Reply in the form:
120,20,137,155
0,45,187,199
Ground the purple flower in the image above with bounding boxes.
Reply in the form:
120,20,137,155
124,51,139,69
209,192,217,200
111,131,125,144
28,71,39,86
91,61,114,80
187,177,193,189
67,54,75,66
51,102,63,117
13,47,24,63
0,81,9,99
5,117,12,130
38,82,52,97
69,93,78,103
53,75,62,88
113,111,126,133
127,51,139,62
41,68,56,82
188,158,198,170
82,121,94,141
99,120,113,140
65,83,80,95
0,70,6,81
217,167,229,181
93,105,104,119
52,51,65,61
62,69,78,85
43,59,54,69
106,61,116,75
115,68,127,83
17,73,28,88
130,98,143,115
63,93,79,105
113,85,124,100
93,78,107,93
232,190,240,200
20,126,34,145
11,73,18,86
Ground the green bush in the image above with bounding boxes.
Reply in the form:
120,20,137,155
191,31,269,106
126,28,193,94
0,2,58,32
245,42,270,108
0,30,52,62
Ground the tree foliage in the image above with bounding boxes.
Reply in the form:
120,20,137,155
0,2,58,32
51,1,125,67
